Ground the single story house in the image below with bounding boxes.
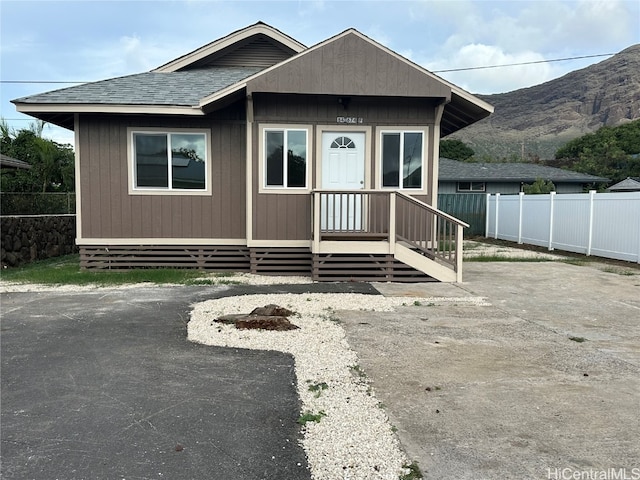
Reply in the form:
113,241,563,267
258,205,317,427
1,154,32,170
13,22,493,282
438,158,609,194
607,177,640,192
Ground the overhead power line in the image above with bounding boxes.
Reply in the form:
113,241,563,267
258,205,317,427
0,52,617,84
0,80,86,84
432,53,615,73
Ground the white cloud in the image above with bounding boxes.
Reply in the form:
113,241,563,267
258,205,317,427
76,35,187,80
426,44,553,94
413,0,638,93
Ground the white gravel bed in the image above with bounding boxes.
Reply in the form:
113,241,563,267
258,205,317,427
188,292,489,479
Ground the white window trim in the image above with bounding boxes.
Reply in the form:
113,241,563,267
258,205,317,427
258,124,312,194
457,181,486,192
127,127,212,196
376,127,429,194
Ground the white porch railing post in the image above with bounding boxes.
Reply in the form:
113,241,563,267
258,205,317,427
494,193,500,239
456,224,464,283
313,192,321,253
586,190,595,257
389,192,396,254
548,191,556,251
518,191,524,244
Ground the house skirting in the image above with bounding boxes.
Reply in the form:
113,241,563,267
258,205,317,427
312,253,435,283
79,245,251,271
79,245,436,282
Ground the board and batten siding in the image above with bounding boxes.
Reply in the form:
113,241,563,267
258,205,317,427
251,95,438,241
246,32,451,99
78,114,246,241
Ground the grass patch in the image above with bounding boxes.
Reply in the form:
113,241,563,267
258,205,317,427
561,258,589,266
307,381,329,398
349,364,367,379
297,410,326,425
400,461,423,479
600,266,636,276
466,254,554,262
569,336,587,343
0,254,235,286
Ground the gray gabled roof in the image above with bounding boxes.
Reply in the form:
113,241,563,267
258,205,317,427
439,158,609,183
12,67,264,106
606,177,640,191
1,154,32,170
13,23,493,136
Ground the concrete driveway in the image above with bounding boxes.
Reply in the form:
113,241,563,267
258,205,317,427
340,260,640,479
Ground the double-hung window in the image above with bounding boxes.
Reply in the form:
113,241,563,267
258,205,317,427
131,130,209,193
263,128,308,189
380,130,424,189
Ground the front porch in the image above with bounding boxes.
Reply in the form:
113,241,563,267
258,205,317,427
78,191,467,282
311,190,468,282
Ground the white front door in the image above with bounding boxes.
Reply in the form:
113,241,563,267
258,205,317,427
321,132,366,231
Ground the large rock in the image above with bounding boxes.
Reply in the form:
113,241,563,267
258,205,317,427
214,304,299,331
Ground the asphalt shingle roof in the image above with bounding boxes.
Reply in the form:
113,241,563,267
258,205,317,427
0,154,31,170
438,158,609,183
13,67,264,106
607,177,640,191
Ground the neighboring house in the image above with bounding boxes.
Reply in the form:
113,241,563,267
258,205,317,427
438,158,608,194
607,177,640,192
0,154,32,170
12,22,493,282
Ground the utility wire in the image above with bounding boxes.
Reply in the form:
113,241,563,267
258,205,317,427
432,53,615,73
0,52,617,83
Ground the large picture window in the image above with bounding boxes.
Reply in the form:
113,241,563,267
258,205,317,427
264,128,308,188
132,131,208,191
381,131,424,189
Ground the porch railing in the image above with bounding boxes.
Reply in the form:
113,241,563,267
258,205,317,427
312,190,468,273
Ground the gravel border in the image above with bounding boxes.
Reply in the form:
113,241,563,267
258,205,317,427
188,292,489,479
0,273,312,293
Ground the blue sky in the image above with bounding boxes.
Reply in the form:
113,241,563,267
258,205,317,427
1,0,639,146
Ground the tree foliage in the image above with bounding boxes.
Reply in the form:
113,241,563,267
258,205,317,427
440,139,475,161
0,119,75,192
555,120,640,184
522,178,555,194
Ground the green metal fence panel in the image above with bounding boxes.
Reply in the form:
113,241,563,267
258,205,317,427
438,193,486,237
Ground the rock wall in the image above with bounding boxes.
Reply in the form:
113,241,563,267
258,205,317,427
1,215,77,268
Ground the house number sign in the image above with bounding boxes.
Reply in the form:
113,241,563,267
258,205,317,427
336,116,364,124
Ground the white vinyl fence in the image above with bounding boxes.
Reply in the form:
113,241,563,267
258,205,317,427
486,191,640,263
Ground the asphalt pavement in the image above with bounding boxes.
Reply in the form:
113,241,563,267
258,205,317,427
0,282,375,480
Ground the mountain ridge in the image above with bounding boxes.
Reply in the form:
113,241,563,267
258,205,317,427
450,44,640,160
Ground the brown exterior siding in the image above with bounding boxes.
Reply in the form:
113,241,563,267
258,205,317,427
247,32,451,99
253,193,312,241
253,94,438,125
78,111,247,240
250,94,438,241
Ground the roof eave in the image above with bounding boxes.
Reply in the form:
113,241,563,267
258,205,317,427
13,103,206,130
14,102,205,116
